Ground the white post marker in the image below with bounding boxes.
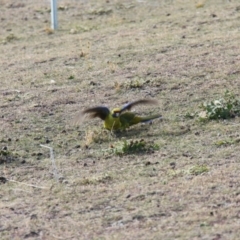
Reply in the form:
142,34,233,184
51,0,58,30
40,144,60,181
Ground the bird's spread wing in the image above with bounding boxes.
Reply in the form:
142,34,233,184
120,99,158,113
71,106,110,125
82,106,110,120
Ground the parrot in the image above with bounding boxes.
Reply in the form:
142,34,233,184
75,99,161,131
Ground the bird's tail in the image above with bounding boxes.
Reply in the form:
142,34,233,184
140,114,162,123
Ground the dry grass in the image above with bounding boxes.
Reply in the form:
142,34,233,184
1,0,240,239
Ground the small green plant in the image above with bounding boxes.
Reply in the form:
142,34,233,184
80,173,113,185
0,148,18,164
68,75,74,80
215,138,240,147
1,34,19,44
106,139,159,156
189,165,209,175
123,78,145,89
198,90,240,121
0,148,11,157
185,112,197,119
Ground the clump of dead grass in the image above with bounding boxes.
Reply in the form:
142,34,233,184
44,27,54,35
195,1,206,8
84,127,112,146
107,61,118,73
79,41,91,58
114,78,145,92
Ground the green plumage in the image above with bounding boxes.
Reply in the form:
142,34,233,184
74,99,161,130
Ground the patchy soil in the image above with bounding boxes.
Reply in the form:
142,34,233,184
1,0,240,239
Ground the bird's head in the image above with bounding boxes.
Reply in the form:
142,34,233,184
111,108,121,118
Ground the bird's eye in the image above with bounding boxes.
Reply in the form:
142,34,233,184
113,112,120,118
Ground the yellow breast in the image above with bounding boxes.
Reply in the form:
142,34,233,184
104,114,122,130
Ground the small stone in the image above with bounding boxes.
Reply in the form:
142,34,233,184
70,29,77,34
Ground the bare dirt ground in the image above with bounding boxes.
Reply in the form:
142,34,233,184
1,0,240,239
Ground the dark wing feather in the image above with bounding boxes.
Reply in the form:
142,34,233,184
71,106,110,125
120,99,158,113
82,106,110,120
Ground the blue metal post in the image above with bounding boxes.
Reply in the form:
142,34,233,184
51,0,58,30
